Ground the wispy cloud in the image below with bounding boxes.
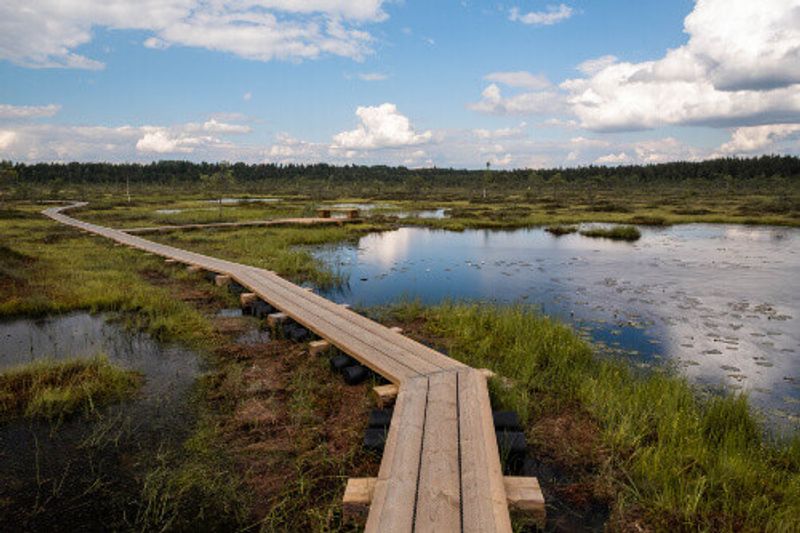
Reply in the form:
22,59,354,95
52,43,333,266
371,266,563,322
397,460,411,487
357,72,389,81
509,4,574,26
0,103,61,119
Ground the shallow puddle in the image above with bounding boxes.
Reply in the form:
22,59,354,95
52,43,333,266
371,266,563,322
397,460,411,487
0,312,201,529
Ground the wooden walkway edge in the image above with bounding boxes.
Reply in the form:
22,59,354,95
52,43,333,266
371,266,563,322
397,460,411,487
43,202,538,532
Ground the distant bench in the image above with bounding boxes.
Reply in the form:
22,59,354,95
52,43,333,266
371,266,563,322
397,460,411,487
316,207,360,219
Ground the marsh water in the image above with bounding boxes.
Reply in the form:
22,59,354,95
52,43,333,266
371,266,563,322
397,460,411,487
0,312,201,529
315,224,800,429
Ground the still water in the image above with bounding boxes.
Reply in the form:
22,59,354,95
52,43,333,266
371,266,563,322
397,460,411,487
0,313,201,529
315,224,800,428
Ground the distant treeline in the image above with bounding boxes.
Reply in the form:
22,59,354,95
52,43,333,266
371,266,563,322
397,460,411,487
2,155,799,191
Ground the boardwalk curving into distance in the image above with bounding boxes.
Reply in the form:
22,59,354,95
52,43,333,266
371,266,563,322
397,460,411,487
44,202,542,532
121,216,353,235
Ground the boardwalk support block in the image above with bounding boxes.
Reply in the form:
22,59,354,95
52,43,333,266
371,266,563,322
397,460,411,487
215,274,231,287
372,384,399,408
504,477,546,526
309,340,331,356
343,478,377,522
344,476,544,525
267,312,288,327
240,292,258,306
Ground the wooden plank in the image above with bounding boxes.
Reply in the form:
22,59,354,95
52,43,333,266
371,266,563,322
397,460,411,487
267,312,288,326
259,271,465,372
389,326,403,333
372,384,399,408
234,272,421,383
344,476,544,524
415,371,461,532
215,274,231,286
236,270,443,379
458,369,512,533
343,478,377,522
308,339,331,356
365,376,428,533
504,477,545,522
239,292,257,306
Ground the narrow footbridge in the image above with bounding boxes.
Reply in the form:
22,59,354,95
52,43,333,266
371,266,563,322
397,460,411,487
44,203,543,532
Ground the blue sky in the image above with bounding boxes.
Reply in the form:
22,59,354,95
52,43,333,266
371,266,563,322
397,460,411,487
0,0,798,168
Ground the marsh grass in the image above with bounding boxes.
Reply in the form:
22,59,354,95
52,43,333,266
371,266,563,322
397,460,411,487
387,302,800,531
545,225,578,236
0,355,140,419
137,419,251,532
0,206,219,348
150,223,388,289
580,225,642,241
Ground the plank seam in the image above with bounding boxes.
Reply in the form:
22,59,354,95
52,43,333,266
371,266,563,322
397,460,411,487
412,377,430,533
457,371,464,533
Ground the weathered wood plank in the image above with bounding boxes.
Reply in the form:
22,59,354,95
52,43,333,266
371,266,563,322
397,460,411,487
308,339,331,356
415,371,461,532
343,477,377,522
504,477,545,522
372,384,399,408
365,376,428,533
458,369,512,533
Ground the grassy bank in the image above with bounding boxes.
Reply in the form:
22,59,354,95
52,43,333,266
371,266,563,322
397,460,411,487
385,302,800,531
0,355,140,419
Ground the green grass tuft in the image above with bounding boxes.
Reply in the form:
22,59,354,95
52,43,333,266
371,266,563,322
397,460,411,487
545,224,578,236
580,225,642,241
0,355,140,419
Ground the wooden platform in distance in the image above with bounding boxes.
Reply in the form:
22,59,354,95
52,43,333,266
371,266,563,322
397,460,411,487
43,202,528,532
122,216,356,234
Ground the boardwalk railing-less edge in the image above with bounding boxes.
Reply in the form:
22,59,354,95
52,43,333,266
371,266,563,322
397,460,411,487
44,203,544,532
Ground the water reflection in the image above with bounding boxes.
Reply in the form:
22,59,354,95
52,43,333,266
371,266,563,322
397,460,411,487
314,224,800,428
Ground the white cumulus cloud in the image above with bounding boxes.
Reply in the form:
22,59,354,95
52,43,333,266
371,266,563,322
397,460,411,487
468,83,564,115
0,0,388,69
595,152,630,165
562,0,800,132
719,124,800,155
332,103,433,150
0,130,18,150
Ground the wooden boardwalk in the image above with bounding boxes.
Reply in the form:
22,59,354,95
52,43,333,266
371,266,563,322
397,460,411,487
122,216,354,235
44,202,538,532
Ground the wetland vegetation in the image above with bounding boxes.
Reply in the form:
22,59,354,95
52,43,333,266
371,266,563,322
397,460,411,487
380,302,800,531
0,156,799,531
0,355,139,420
578,225,641,241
